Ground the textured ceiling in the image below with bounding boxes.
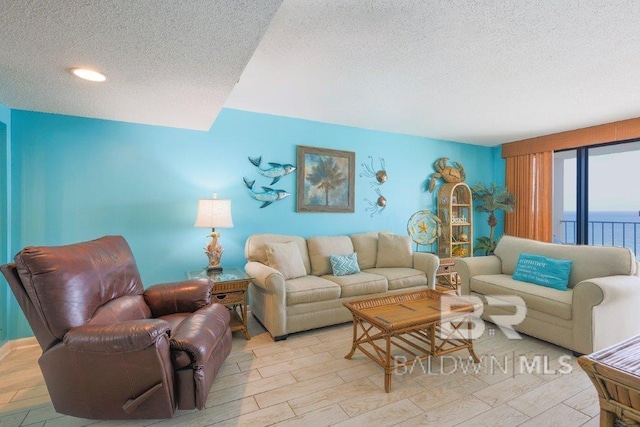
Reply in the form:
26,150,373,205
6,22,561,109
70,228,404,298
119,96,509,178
2,1,640,146
0,0,283,130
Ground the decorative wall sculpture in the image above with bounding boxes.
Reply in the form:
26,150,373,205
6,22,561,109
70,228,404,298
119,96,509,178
364,187,386,217
361,155,387,216
360,156,387,186
244,155,295,208
428,157,466,192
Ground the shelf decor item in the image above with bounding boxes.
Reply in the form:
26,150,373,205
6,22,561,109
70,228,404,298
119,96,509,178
437,182,473,257
194,193,234,271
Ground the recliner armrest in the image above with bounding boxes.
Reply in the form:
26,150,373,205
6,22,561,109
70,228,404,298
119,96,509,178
170,303,231,367
144,280,213,317
63,319,170,353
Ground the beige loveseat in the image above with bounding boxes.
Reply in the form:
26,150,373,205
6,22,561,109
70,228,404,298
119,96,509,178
244,232,439,340
455,235,640,354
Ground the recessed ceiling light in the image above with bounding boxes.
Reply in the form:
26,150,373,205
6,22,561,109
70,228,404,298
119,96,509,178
71,68,106,82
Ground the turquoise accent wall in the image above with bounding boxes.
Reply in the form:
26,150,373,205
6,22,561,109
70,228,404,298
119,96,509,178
6,107,500,339
0,102,10,344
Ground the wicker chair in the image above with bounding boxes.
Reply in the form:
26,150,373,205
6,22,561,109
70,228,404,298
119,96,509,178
578,335,640,426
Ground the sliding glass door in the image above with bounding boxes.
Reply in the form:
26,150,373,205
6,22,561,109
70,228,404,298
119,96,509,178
588,142,640,253
553,140,640,257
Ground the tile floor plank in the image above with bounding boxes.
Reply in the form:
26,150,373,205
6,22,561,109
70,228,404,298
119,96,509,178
0,311,605,426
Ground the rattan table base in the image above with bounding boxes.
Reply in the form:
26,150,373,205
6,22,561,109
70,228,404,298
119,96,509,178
343,289,480,392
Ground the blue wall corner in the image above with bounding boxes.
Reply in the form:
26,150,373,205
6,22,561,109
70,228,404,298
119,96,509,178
0,101,10,344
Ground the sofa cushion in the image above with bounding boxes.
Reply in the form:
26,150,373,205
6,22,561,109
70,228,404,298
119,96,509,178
376,233,413,268
330,253,361,276
471,274,573,320
285,276,341,306
513,253,572,291
350,231,379,269
265,241,307,280
245,234,311,274
322,272,388,297
364,267,427,290
308,236,355,276
494,235,636,287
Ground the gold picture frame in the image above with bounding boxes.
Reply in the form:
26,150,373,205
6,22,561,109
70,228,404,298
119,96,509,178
296,145,355,213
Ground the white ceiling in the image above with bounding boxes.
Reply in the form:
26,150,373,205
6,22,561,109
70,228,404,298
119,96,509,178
2,1,640,147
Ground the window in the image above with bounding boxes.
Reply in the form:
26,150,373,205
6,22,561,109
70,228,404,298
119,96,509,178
553,141,640,256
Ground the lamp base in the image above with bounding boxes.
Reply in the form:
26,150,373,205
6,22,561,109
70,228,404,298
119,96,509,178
206,266,223,273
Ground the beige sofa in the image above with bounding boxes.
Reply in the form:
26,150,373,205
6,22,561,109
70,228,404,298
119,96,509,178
455,235,640,354
244,232,439,340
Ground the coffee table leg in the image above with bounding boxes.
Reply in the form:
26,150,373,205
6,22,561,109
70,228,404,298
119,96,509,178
345,315,358,359
465,317,479,363
384,334,392,393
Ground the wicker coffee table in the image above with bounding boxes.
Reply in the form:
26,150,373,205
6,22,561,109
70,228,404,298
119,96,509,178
343,289,480,392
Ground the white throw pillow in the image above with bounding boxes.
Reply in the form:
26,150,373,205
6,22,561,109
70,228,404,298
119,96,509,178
375,233,413,268
264,241,307,280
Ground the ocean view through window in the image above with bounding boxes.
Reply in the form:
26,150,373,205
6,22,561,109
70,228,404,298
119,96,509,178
554,141,640,260
559,211,640,257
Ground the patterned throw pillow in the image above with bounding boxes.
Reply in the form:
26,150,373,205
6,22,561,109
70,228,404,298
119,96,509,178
513,253,573,291
330,253,361,276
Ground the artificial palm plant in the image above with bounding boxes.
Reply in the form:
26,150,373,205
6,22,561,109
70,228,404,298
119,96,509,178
471,182,516,255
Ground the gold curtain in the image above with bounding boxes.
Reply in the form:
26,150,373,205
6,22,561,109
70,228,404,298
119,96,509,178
504,152,553,242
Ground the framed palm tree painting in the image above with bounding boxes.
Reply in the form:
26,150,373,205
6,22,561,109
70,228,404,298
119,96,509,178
296,145,355,213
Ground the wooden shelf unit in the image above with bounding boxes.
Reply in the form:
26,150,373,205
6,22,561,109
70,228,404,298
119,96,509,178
437,182,473,258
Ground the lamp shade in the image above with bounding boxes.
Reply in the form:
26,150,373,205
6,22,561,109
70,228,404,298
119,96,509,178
194,198,234,228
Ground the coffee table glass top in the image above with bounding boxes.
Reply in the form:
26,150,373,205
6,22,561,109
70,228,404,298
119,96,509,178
186,267,251,283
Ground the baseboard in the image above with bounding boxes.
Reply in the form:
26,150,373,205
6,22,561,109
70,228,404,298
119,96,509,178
0,336,38,362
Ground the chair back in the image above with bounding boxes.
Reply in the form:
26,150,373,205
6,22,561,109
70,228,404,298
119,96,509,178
7,235,150,341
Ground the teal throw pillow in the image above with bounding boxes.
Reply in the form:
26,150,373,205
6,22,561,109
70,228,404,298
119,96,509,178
330,253,361,276
513,253,573,291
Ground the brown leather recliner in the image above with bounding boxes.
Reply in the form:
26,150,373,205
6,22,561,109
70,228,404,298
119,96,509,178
0,235,232,420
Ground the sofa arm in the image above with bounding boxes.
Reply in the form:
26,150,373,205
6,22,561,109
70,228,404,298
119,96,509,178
144,280,213,317
412,252,439,289
244,261,287,339
455,256,503,295
573,276,640,354
245,261,286,294
64,319,171,353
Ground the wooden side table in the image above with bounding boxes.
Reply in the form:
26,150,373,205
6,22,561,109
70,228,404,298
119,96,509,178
578,335,640,426
187,267,251,340
435,256,460,294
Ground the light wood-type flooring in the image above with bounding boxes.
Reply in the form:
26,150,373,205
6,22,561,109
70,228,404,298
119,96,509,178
0,312,603,426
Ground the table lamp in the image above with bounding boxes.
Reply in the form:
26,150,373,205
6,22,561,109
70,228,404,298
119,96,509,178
194,193,234,272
